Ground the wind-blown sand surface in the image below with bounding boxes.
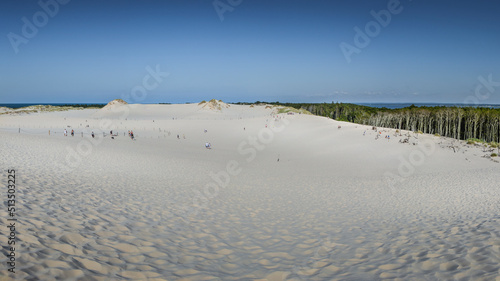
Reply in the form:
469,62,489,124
1,102,499,280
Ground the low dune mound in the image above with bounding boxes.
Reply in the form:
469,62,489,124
102,99,128,111
198,99,230,111
0,107,12,114
1,105,81,115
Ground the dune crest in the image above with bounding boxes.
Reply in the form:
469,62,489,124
0,107,11,114
198,99,230,111
101,99,128,111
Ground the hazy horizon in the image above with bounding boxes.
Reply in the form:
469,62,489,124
2,100,500,107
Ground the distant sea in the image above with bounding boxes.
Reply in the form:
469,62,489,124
2,102,500,110
0,103,106,109
355,103,500,109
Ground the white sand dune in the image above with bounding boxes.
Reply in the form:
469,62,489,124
0,103,499,280
199,99,231,111
0,107,11,114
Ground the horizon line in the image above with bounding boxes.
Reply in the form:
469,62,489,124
2,101,500,105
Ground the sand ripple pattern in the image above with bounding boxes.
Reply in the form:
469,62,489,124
1,118,500,280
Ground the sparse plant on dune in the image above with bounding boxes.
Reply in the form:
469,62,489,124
199,99,229,111
467,138,486,145
277,107,312,115
2,104,94,115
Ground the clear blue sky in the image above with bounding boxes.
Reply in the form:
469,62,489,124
1,0,500,104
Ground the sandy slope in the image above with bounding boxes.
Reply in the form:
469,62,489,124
0,103,499,280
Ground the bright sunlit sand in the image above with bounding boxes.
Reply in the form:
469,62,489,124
1,101,499,280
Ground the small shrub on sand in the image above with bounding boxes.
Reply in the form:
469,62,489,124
491,153,498,157
417,130,423,134
467,138,485,145
434,133,440,137
199,100,207,105
277,107,311,115
489,142,499,148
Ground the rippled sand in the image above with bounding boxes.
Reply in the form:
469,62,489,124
1,104,499,280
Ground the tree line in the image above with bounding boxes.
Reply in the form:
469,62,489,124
55,104,106,108
266,102,500,143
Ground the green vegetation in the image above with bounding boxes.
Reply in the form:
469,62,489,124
232,101,269,106
20,105,84,112
0,103,106,115
54,104,105,108
277,107,289,114
198,99,228,110
277,106,312,115
491,153,498,157
467,138,486,145
259,102,500,143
